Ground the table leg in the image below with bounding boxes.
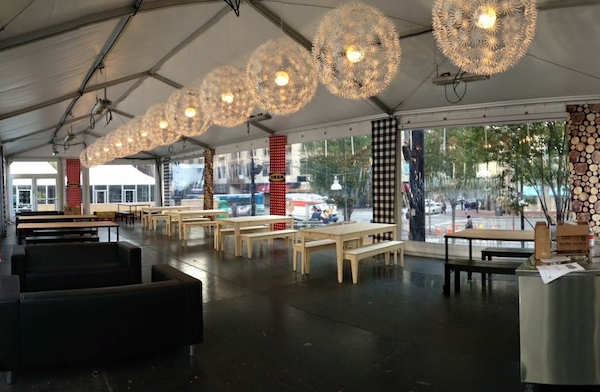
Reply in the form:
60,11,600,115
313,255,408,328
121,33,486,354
467,239,473,280
234,225,241,257
214,222,221,250
116,226,119,241
444,236,450,295
108,227,111,242
336,240,344,283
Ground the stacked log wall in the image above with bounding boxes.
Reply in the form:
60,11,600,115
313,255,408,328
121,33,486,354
567,103,600,234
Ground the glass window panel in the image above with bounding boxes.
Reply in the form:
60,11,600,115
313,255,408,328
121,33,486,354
109,185,122,203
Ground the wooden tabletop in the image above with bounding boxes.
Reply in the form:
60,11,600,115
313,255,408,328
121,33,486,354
18,221,119,229
18,214,97,222
219,215,292,224
445,228,534,241
300,222,397,237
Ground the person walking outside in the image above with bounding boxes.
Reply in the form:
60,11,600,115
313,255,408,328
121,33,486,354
465,215,473,229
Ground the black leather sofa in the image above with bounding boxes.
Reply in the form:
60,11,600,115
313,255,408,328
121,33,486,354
11,241,142,292
0,264,203,384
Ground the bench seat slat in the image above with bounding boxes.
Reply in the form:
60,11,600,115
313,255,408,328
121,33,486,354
216,225,270,251
240,229,298,258
342,240,404,284
481,247,533,260
26,235,100,244
182,220,218,240
444,258,521,295
293,239,337,274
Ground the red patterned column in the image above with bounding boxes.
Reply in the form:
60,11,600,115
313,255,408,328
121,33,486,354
66,159,81,214
269,135,287,229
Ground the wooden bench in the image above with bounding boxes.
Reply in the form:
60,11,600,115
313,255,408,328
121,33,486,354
151,214,169,230
26,235,100,244
478,247,534,280
481,247,533,260
216,225,269,251
182,219,217,240
166,217,208,236
293,239,337,274
443,259,521,295
19,228,98,244
115,212,135,225
240,229,298,258
343,240,405,284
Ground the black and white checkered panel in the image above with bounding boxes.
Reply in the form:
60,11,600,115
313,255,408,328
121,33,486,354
371,117,397,241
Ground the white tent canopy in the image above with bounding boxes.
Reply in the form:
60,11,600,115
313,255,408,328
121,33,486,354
89,165,155,186
1,0,600,161
10,161,57,175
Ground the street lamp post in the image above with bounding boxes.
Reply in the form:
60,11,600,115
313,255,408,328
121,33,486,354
331,175,346,221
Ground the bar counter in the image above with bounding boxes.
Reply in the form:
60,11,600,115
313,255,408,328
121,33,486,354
517,258,600,386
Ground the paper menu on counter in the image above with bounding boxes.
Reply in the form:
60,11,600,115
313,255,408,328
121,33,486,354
536,262,584,284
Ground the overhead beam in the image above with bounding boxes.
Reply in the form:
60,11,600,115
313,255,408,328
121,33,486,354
50,9,141,143
149,5,230,74
248,121,275,135
151,73,183,89
0,0,224,52
181,136,211,149
111,109,135,119
0,71,148,122
2,114,91,144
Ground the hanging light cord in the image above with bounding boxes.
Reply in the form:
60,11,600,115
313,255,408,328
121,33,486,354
0,0,36,32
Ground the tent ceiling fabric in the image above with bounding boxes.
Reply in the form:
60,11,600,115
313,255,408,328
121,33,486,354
2,0,600,161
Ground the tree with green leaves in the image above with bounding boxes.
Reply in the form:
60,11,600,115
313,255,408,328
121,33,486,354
490,122,570,224
299,136,372,220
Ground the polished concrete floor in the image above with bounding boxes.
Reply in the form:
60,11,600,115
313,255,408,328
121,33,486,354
0,222,596,391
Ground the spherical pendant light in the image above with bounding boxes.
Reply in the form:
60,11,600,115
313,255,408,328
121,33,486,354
312,3,401,99
144,103,181,146
127,115,157,153
105,125,131,158
432,0,537,75
165,87,210,137
247,37,318,116
200,65,255,128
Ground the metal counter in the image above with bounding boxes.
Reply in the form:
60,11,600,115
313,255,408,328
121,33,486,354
517,259,600,385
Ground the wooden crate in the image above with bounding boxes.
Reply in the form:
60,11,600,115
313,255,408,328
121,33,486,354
63,205,81,215
556,222,589,256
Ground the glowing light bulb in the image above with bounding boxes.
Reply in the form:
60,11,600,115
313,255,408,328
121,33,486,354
141,130,148,137
474,6,496,29
346,45,364,63
159,120,168,129
184,107,196,118
274,71,290,86
221,92,235,104
115,141,122,148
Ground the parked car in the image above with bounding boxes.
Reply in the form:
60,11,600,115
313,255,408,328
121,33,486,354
464,200,478,210
425,201,442,215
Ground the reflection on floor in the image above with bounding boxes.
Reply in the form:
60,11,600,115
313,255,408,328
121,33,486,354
0,223,594,391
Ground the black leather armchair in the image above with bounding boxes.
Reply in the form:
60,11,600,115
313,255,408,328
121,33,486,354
0,264,203,385
11,241,142,292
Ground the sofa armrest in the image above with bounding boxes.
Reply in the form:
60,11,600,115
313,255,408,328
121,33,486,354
152,264,203,345
10,245,27,291
0,276,21,372
117,241,142,284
